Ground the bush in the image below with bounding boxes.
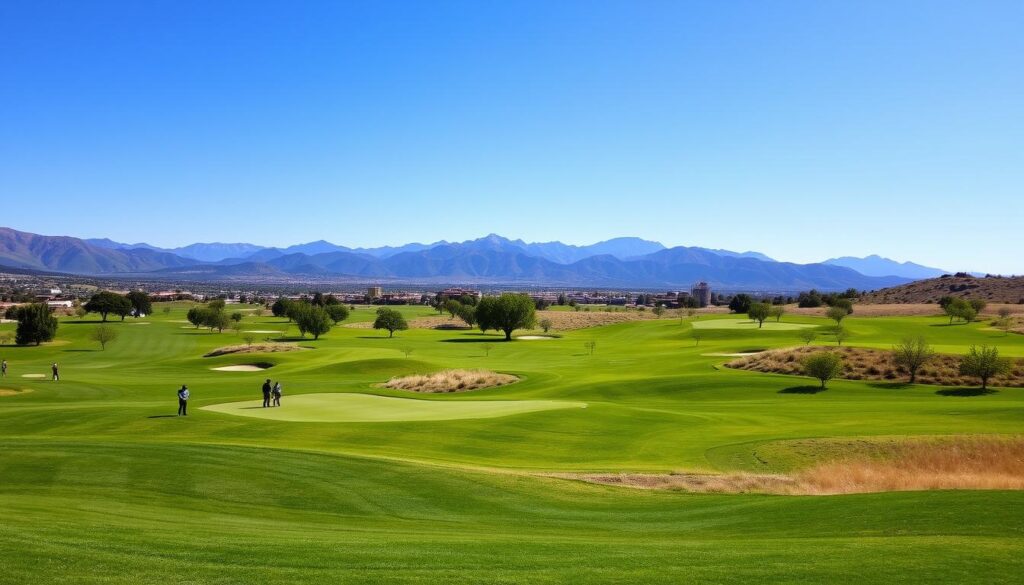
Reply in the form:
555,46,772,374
802,352,844,389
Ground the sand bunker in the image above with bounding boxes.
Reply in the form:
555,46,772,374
517,335,556,340
203,393,586,423
21,374,47,378
211,364,273,372
380,369,519,393
0,388,33,397
244,330,280,334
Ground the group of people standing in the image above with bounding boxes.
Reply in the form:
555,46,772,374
175,379,283,416
262,379,283,407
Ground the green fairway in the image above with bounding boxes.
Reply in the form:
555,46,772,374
1,305,1023,583
203,392,587,422
691,318,815,330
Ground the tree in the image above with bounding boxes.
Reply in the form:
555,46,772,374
584,340,596,355
295,306,333,340
833,325,850,346
826,306,849,326
728,294,753,314
207,298,226,311
959,345,1011,389
475,294,537,341
968,299,987,314
539,318,553,333
126,291,152,317
204,310,231,333
14,303,59,346
84,291,132,322
692,331,704,346
943,298,971,324
186,307,208,328
271,298,291,318
373,308,408,338
481,343,494,357
443,299,463,319
456,304,476,327
769,305,785,322
162,306,172,315
799,329,817,345
997,307,1012,320
324,304,350,324
230,312,244,323
231,321,244,336
652,305,665,317
243,333,256,347
892,336,936,383
748,303,770,328
89,324,118,350
401,347,414,359
802,352,843,389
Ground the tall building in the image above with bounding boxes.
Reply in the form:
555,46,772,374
690,281,711,307
367,286,383,299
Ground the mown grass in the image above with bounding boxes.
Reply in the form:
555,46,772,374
1,304,1023,583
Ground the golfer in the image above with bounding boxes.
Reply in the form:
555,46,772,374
51,362,59,381
272,381,282,407
261,379,272,408
177,385,190,416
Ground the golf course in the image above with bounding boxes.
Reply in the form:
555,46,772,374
1,303,1023,584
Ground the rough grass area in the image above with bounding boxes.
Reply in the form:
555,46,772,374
860,275,1024,304
379,369,519,393
725,345,1024,387
786,303,1024,318
565,436,1024,495
203,343,307,357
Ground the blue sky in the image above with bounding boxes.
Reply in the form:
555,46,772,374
1,1,1021,273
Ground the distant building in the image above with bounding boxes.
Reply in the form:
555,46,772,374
691,281,711,307
438,288,481,300
367,286,383,299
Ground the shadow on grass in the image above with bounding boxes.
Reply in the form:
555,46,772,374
147,415,178,419
779,385,825,394
440,337,510,343
936,387,998,397
867,382,912,390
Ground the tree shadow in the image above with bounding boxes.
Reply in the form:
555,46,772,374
147,415,178,419
867,382,912,390
440,338,509,343
935,387,998,397
779,385,825,394
62,349,98,353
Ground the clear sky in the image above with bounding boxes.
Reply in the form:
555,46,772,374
1,1,1021,273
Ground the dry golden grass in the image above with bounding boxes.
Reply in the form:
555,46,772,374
0,388,32,397
860,275,1024,304
562,436,1024,495
379,369,519,393
203,343,307,357
726,345,1024,387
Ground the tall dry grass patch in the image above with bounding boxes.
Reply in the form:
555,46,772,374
564,436,1024,495
381,369,519,393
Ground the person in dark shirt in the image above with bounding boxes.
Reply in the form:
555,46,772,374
261,379,272,408
177,385,190,416
272,381,282,407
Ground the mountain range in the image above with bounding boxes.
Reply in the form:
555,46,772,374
1,227,943,290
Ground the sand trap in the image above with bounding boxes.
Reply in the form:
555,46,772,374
130,322,151,325
691,319,814,331
21,374,47,378
211,364,272,372
517,335,557,340
0,388,32,397
244,330,280,334
203,392,586,422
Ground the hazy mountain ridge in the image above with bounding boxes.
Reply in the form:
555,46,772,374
822,255,947,279
1,227,915,290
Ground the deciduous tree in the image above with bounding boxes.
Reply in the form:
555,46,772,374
802,352,843,389
892,336,936,383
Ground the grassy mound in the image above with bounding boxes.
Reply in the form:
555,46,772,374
203,343,306,357
726,346,1024,387
380,369,519,393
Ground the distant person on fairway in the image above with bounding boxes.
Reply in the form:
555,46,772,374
1,359,7,377
272,381,282,407
177,385,190,416
51,362,59,381
262,379,272,408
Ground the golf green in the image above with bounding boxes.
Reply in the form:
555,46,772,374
203,392,587,422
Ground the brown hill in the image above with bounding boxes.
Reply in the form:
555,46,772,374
860,274,1024,304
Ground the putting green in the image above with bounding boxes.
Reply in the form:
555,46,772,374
691,318,814,330
202,392,587,422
